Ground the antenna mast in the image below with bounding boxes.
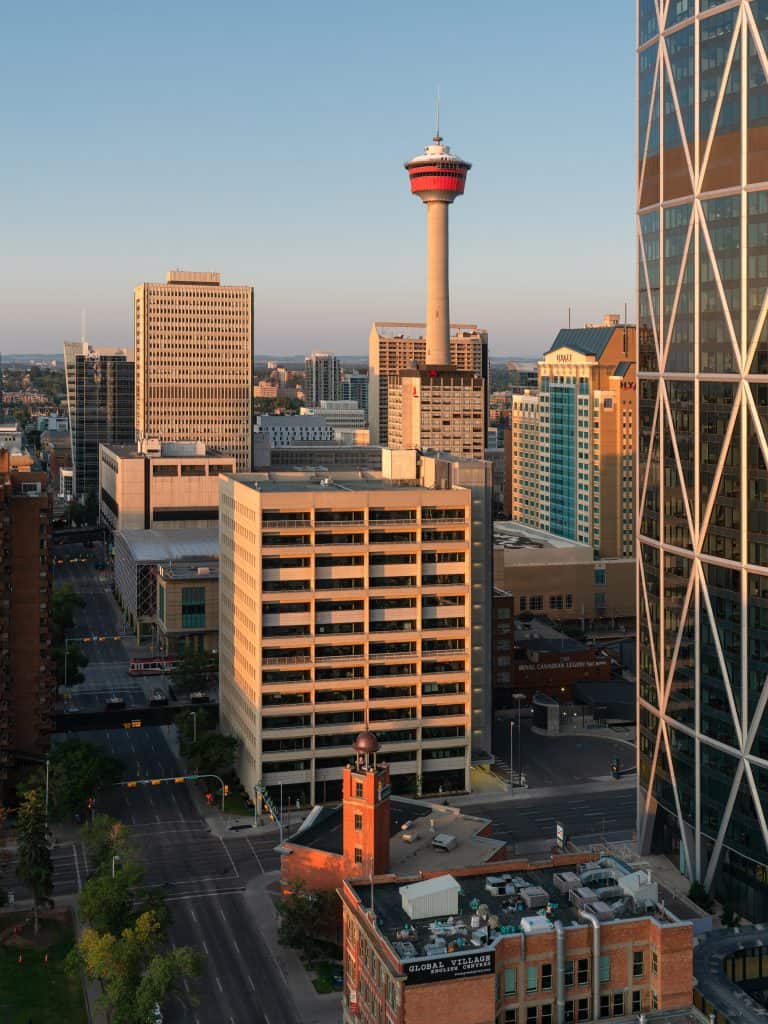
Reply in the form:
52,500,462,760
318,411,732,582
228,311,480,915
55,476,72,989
434,86,442,143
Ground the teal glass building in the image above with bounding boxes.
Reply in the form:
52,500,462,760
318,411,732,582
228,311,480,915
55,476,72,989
638,0,768,919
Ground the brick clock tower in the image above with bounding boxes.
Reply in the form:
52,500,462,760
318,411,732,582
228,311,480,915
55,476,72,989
342,731,391,878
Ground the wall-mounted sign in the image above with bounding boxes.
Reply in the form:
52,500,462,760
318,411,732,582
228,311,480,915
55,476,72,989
404,950,495,985
556,821,566,849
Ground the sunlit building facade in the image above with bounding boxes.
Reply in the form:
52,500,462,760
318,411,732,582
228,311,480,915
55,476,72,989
637,0,768,919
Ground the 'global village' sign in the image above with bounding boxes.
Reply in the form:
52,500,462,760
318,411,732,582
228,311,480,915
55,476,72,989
404,950,495,985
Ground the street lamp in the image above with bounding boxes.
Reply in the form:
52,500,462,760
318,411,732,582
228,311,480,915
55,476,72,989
189,710,197,744
111,855,121,879
514,692,528,786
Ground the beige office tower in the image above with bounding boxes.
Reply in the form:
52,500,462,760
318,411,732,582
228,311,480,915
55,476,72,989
218,450,493,805
368,323,488,445
388,366,485,459
505,390,540,526
134,271,253,471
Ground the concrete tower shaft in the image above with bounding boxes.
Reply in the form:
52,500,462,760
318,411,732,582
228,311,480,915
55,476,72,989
405,136,471,367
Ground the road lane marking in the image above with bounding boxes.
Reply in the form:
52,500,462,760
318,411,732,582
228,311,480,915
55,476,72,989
72,844,82,892
202,941,210,955
232,939,241,956
190,909,198,923
215,975,223,993
219,907,226,922
164,888,245,902
247,976,255,992
220,839,240,878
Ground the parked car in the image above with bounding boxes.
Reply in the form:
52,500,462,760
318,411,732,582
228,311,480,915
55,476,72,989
105,696,126,710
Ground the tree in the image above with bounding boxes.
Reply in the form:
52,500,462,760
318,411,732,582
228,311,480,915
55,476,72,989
174,707,214,754
82,814,133,872
17,789,53,935
19,739,123,821
188,733,238,775
169,650,217,693
74,911,202,1024
688,880,713,912
0,805,11,909
79,862,144,935
54,640,89,687
276,882,339,961
52,584,85,643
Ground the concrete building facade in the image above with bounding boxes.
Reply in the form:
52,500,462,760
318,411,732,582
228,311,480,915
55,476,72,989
99,440,234,533
368,323,488,446
156,560,218,654
134,271,252,471
388,367,485,461
218,451,490,806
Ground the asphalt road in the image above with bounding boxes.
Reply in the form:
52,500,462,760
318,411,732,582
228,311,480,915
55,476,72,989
47,723,290,1024
463,786,638,851
492,713,635,788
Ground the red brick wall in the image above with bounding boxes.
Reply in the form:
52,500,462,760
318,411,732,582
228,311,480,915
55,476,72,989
404,972,496,1024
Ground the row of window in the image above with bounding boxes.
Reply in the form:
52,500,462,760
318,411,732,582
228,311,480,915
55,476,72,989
502,990,648,1024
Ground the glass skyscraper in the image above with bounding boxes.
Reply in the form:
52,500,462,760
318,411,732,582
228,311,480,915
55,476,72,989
638,0,768,919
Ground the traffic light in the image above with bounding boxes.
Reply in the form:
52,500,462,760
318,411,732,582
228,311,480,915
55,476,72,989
223,784,229,797
610,758,620,779
87,796,95,809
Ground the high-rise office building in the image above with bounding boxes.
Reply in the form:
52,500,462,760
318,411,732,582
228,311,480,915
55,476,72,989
504,317,636,559
134,271,253,472
304,351,341,406
218,450,492,805
368,325,488,445
63,342,134,499
341,371,369,417
0,452,54,791
637,0,768,919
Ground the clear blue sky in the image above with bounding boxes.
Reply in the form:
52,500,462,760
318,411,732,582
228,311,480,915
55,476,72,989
0,0,635,359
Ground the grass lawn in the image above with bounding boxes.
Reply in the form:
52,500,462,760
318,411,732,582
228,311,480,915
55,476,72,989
0,910,88,1024
310,959,342,995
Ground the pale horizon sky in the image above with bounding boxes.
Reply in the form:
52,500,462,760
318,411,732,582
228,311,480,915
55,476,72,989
0,0,635,359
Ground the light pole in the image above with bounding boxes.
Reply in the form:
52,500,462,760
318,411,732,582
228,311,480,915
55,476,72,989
513,692,526,786
112,855,121,879
189,710,197,744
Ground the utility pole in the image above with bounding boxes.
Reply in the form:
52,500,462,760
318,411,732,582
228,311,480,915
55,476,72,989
513,692,526,785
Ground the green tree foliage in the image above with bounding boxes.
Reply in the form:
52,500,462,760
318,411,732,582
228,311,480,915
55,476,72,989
20,739,123,821
52,584,89,685
188,733,238,775
276,882,339,961
17,789,53,934
79,862,145,935
175,707,214,753
0,805,11,909
688,880,714,912
74,911,202,1024
71,491,99,526
82,814,133,871
169,649,217,693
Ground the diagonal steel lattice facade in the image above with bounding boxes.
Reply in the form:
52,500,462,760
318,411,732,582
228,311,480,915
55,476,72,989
637,0,768,919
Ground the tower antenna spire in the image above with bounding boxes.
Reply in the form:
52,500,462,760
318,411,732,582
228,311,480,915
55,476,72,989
434,86,442,143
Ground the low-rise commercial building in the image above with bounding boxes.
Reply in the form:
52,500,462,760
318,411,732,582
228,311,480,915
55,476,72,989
493,523,634,626
339,852,696,1024
156,560,218,654
113,528,218,643
99,440,234,533
252,441,384,473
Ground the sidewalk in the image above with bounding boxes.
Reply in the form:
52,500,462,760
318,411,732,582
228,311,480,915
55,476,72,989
244,871,342,1024
447,773,637,808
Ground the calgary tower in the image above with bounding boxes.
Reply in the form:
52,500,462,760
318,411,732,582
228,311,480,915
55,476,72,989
404,129,471,367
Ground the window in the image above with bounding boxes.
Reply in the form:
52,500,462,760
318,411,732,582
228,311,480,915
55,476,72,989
354,848,362,864
631,991,641,1013
181,586,206,628
599,955,611,982
599,995,610,1019
504,1011,517,1024
180,464,206,476
529,595,543,611
158,586,165,624
526,965,538,992
504,968,517,995
577,998,589,1022
541,1005,552,1024
612,994,624,1016
595,568,606,586
526,1010,537,1024
152,464,177,477
564,960,574,987
355,782,363,798
354,814,362,831
651,991,658,1010
564,1001,574,1024
633,951,645,977
577,958,589,985
651,950,658,976
541,963,552,991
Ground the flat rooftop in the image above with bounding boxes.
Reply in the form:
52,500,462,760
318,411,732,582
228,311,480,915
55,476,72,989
102,443,226,460
117,528,219,563
287,797,505,874
351,855,694,967
230,471,426,494
493,521,592,552
159,559,218,581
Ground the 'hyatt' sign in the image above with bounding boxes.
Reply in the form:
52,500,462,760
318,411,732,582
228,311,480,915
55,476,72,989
404,950,495,985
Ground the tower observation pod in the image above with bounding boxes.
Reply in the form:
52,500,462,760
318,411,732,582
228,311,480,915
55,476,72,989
405,133,471,367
